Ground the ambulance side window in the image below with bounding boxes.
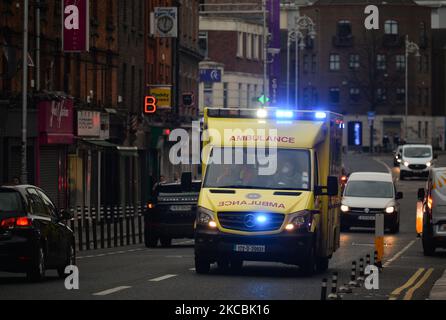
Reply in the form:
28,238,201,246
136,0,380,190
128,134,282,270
314,152,319,186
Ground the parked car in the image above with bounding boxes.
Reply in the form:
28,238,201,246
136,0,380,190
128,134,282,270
0,185,75,281
399,144,436,180
340,172,402,233
417,168,446,256
144,174,201,248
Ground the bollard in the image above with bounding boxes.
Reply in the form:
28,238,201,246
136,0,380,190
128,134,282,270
119,206,124,247
84,207,90,251
327,272,341,300
92,207,97,250
77,206,83,251
320,278,328,301
138,206,143,244
125,205,130,245
113,206,119,248
348,261,360,287
100,207,105,249
131,205,136,245
357,258,365,282
106,206,112,248
366,254,371,267
374,250,383,271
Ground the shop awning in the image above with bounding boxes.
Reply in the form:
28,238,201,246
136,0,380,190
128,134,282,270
81,140,138,156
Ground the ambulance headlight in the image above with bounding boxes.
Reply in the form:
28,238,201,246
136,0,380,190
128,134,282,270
286,211,312,231
404,161,410,167
426,161,432,167
341,205,349,212
197,207,216,226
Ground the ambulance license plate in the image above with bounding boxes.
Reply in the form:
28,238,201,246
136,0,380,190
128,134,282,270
233,245,266,253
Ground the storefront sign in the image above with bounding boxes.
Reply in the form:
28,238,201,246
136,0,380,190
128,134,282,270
77,110,101,137
63,0,89,52
149,86,172,110
38,99,74,145
154,7,178,38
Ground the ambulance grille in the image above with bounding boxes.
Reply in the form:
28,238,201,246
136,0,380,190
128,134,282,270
217,212,284,232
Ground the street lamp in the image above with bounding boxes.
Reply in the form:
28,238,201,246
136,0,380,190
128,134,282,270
286,15,316,108
405,35,420,142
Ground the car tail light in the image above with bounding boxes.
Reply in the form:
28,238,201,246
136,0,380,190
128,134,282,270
15,217,32,227
0,217,32,229
0,218,16,229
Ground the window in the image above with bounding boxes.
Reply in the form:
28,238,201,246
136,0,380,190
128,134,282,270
329,87,340,104
198,31,208,57
237,32,244,57
37,189,57,218
395,55,405,71
396,88,405,103
385,20,398,35
223,82,228,108
253,35,259,60
238,83,242,106
376,54,387,70
337,20,352,38
204,82,213,107
246,33,252,59
303,87,310,107
303,54,310,73
247,84,251,107
329,54,340,71
424,88,429,107
349,54,360,70
349,88,360,102
311,54,317,73
377,88,387,102
26,188,47,217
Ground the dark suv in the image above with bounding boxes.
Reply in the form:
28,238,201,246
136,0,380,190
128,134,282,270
145,180,201,248
0,185,75,281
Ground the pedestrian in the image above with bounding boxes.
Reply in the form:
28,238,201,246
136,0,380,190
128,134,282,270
173,173,180,183
11,176,21,185
152,175,167,192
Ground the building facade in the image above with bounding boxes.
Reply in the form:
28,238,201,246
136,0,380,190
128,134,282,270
298,0,440,150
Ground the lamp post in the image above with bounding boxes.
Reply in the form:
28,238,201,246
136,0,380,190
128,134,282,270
21,0,29,184
405,35,420,142
286,15,316,108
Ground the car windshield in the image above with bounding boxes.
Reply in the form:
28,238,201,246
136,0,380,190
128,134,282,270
203,148,311,191
0,190,23,214
344,181,394,198
403,147,432,158
157,182,201,193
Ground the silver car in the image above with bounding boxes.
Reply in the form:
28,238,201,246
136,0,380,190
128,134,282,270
418,167,446,255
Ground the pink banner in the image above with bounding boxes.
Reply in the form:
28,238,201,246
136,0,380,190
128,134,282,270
63,0,89,52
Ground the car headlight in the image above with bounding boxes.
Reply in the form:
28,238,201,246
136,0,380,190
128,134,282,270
341,205,349,212
404,161,409,167
385,206,395,214
426,161,432,167
197,207,217,227
285,211,312,231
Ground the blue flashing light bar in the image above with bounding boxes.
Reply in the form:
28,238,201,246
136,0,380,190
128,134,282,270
275,110,294,119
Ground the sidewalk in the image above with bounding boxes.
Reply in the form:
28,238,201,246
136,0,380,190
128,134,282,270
429,270,446,300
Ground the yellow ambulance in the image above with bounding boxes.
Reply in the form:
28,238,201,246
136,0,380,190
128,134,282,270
194,108,343,275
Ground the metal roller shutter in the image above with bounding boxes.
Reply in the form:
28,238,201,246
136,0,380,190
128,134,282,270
39,146,64,207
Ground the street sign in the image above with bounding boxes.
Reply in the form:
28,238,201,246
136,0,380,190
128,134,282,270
199,69,222,83
63,0,90,52
149,86,171,110
367,111,376,121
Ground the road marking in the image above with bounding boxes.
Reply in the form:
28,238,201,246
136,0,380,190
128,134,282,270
389,268,425,300
383,239,417,268
77,248,145,260
403,268,434,300
149,274,178,282
189,268,196,271
93,286,131,296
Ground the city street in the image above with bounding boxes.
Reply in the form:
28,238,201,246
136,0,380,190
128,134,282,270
0,153,445,300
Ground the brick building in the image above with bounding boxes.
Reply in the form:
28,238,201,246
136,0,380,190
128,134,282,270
297,0,441,150
198,0,265,111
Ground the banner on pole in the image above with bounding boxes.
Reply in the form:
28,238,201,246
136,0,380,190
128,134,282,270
62,0,90,52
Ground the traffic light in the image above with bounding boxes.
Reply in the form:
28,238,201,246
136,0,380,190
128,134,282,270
182,92,194,106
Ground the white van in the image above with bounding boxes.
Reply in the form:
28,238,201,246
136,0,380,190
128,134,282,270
418,168,446,255
399,144,435,180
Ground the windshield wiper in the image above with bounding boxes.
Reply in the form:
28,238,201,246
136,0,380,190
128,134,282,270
214,185,272,190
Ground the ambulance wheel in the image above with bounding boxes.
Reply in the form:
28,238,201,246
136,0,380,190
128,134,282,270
195,254,211,274
316,257,329,273
422,218,436,256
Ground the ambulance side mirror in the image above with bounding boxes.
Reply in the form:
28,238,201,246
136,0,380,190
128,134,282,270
327,176,339,196
315,176,339,196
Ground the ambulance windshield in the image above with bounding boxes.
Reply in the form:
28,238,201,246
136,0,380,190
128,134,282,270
203,148,311,191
